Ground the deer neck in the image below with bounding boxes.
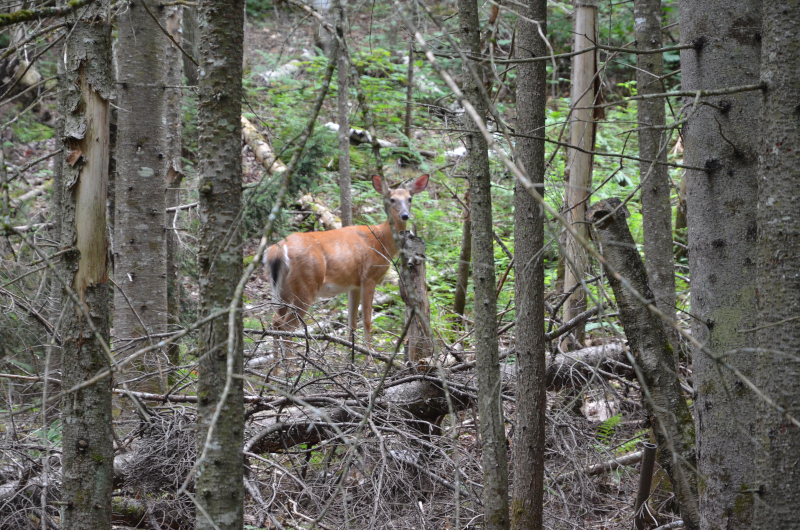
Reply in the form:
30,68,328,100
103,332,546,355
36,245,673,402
375,217,407,258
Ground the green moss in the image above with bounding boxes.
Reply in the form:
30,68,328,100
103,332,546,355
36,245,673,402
0,9,34,25
733,487,754,519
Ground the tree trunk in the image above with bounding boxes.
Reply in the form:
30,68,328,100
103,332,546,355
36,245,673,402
453,191,471,326
164,5,185,371
510,0,546,528
335,0,352,228
753,4,800,527
57,1,115,528
457,0,509,527
114,0,171,392
399,232,432,363
634,0,678,350
680,2,762,528
195,1,245,529
182,5,199,86
587,199,699,529
562,0,598,350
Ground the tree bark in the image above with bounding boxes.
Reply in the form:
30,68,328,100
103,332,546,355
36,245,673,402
511,0,546,528
182,5,199,86
587,198,699,529
165,5,185,371
753,4,800,528
562,0,598,350
680,2,761,528
457,0,509,527
399,232,432,362
114,0,171,392
335,0,352,227
195,1,245,529
634,0,678,350
453,191,471,326
57,1,115,528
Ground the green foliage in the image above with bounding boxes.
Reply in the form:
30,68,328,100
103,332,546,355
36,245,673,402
594,413,648,456
12,118,53,143
242,126,338,238
246,0,274,19
595,413,623,447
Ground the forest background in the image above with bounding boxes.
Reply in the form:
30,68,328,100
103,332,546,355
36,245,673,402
0,0,797,529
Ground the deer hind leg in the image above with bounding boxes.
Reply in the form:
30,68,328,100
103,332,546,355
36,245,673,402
273,287,315,360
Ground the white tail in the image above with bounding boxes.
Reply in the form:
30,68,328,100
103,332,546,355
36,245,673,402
266,174,429,347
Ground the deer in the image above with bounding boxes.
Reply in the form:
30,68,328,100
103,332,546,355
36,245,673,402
265,173,429,349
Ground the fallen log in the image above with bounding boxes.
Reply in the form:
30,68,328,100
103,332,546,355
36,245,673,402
551,450,644,485
241,115,287,175
545,341,632,391
300,194,342,230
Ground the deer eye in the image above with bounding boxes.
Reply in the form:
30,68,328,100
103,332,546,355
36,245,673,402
408,197,413,203
390,198,396,203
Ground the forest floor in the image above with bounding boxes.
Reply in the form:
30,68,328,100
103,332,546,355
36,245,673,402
0,4,692,529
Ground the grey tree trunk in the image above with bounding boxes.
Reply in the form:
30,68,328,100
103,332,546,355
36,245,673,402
114,0,171,392
57,1,115,528
680,2,762,528
634,0,678,349
194,1,245,529
457,0,509,527
399,232,432,363
587,199,699,529
335,0,351,228
182,5,199,86
753,4,800,527
164,5,185,370
562,0,598,350
453,191,471,326
511,0,547,528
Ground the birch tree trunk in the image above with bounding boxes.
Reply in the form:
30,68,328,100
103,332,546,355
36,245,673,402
457,0,509,527
114,0,170,392
634,0,678,349
57,1,115,528
562,0,598,349
680,2,762,528
194,1,245,528
753,4,800,527
511,0,547,528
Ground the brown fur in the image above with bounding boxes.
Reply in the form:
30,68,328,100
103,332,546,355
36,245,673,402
266,174,429,347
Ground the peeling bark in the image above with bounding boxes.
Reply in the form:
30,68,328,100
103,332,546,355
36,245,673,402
57,1,115,528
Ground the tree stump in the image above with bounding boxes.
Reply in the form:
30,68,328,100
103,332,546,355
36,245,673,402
398,231,432,363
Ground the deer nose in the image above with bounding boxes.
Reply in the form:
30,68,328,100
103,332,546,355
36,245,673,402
401,213,410,221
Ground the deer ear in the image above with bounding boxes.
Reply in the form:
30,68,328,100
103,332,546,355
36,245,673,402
371,175,384,194
410,174,429,195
